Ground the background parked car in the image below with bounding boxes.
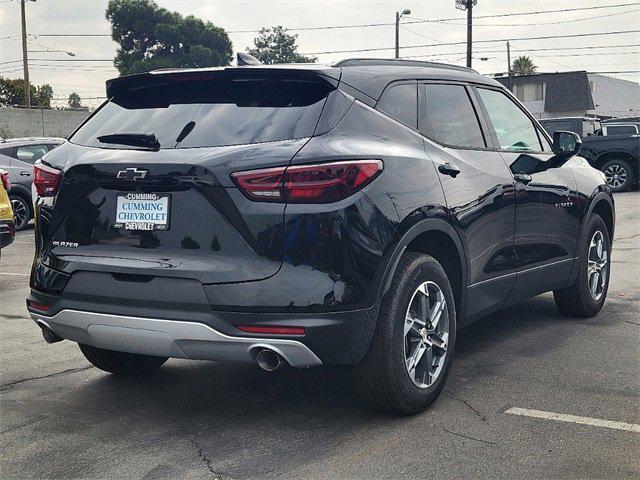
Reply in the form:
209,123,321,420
0,137,65,230
540,117,639,192
0,169,15,259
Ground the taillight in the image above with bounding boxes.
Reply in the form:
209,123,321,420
0,171,10,191
33,163,62,197
231,160,383,203
230,166,286,202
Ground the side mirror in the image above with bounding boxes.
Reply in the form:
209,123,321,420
553,130,582,158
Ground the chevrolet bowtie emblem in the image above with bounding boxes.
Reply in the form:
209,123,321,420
117,168,148,180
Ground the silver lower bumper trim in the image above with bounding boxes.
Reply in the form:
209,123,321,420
30,309,322,368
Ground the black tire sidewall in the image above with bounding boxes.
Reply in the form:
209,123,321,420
575,215,611,314
9,194,30,231
390,256,457,410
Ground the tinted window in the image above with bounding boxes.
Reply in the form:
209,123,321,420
477,88,543,152
377,83,417,128
419,84,485,148
16,144,49,164
71,78,331,149
605,125,637,135
540,120,574,136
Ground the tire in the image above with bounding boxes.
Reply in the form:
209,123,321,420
601,159,634,192
9,194,30,231
352,252,457,415
554,214,611,317
78,343,168,375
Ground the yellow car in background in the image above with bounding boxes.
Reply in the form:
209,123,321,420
0,169,15,258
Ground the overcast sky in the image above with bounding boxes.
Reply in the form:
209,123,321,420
1,0,639,108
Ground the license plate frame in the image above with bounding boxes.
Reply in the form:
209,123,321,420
114,193,171,231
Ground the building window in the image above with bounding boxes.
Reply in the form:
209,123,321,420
514,83,544,102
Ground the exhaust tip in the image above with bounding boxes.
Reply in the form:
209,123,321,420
255,348,283,372
37,321,63,344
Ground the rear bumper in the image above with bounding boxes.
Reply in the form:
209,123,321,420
30,309,322,368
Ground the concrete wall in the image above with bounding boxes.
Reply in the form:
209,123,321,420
0,107,91,139
587,74,640,118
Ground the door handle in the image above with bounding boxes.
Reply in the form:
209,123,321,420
438,162,461,178
514,173,532,184
20,171,31,177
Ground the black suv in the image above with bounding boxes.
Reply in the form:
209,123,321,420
27,59,614,414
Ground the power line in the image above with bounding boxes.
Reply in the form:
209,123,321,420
302,29,640,56
401,43,640,59
407,6,640,27
28,2,640,37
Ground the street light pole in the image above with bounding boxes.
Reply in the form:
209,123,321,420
506,41,512,91
20,0,31,109
466,1,473,68
395,11,400,59
395,9,411,59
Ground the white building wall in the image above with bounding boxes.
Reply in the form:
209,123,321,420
587,74,640,118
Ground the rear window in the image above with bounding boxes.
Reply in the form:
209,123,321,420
71,78,332,149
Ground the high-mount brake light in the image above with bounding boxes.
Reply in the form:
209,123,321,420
231,160,383,203
33,163,62,197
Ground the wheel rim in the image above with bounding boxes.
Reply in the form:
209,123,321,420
604,164,627,188
11,198,28,229
587,230,608,301
403,281,450,389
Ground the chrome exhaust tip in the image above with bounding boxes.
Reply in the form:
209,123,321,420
255,348,283,372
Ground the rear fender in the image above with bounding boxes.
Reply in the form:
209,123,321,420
377,218,469,320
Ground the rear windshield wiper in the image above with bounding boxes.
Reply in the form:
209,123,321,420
97,132,160,150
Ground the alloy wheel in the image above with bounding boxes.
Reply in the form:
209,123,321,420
11,198,29,230
604,164,627,189
403,281,450,389
587,230,608,301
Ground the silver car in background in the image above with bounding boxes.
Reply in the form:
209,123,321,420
0,137,64,230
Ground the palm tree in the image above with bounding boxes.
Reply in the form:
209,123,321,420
512,56,537,76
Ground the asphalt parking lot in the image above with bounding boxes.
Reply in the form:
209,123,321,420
1,192,638,480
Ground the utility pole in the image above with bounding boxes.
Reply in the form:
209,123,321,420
506,41,512,91
395,9,411,59
395,11,400,59
20,0,31,109
456,0,477,68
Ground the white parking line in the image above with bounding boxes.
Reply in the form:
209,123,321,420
506,407,640,433
0,272,29,277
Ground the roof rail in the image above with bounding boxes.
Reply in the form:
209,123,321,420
334,58,477,73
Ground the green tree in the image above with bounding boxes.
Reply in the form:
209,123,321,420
0,77,54,108
247,26,317,65
512,56,537,76
68,92,82,109
106,0,233,75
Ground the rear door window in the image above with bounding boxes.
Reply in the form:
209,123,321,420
377,83,417,129
70,78,332,149
418,83,485,148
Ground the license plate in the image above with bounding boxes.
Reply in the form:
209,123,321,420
115,193,170,231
